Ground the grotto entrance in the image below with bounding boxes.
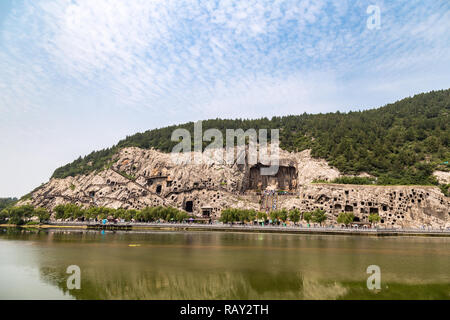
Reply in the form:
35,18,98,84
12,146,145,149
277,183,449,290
247,164,297,191
185,201,193,213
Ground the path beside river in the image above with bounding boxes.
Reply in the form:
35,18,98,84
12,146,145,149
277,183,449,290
3,222,450,237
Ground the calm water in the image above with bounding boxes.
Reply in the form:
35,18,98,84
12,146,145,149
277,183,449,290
0,227,449,300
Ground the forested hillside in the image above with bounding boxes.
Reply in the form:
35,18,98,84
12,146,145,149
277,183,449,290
0,198,18,211
52,89,450,186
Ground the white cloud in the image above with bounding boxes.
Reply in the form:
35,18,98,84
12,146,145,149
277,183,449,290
2,0,448,116
0,0,449,196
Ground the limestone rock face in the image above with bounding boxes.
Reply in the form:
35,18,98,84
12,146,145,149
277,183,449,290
295,150,340,185
433,171,450,184
279,184,449,229
23,147,449,228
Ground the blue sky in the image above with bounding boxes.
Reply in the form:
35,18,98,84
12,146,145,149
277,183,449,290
1,0,449,197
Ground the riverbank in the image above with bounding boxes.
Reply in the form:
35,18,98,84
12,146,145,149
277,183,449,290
2,222,450,237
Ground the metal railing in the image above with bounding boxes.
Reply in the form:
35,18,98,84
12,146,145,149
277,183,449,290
47,221,450,234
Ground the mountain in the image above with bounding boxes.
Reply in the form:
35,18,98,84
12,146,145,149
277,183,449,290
21,146,450,229
52,89,450,186
16,89,450,228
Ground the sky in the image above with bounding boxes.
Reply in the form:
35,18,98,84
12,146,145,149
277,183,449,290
0,0,449,197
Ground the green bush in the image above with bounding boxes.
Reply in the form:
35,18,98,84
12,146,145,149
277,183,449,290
331,177,376,185
439,184,449,197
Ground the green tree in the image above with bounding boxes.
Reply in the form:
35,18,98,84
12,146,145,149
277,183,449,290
34,207,50,223
142,207,155,222
0,209,8,223
124,209,136,222
115,208,126,219
19,205,35,219
0,198,18,211
337,212,355,227
175,210,189,222
311,209,327,226
237,209,250,223
303,212,313,225
269,210,279,224
368,213,381,227
257,211,267,222
247,210,257,222
54,205,66,220
278,209,288,223
288,208,301,225
220,208,235,224
86,207,100,220
5,206,34,225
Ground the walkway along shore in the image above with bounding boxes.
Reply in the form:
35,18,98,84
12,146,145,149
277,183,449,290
2,222,450,237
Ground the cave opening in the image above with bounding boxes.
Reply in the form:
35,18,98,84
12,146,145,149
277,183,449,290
156,185,162,194
185,201,193,213
247,164,297,191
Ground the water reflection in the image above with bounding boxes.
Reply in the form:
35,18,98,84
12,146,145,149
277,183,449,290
0,228,449,299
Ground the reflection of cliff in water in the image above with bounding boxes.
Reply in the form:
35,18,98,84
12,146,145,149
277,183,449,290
38,266,352,300
35,263,450,300
2,228,448,300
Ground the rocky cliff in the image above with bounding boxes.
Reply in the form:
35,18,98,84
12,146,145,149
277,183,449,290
22,146,449,228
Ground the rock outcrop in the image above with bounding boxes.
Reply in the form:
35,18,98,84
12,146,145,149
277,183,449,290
22,147,449,228
433,171,450,185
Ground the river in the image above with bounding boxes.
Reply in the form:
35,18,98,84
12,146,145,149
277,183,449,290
0,227,449,299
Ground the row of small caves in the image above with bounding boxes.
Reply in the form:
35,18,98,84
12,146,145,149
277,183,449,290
87,172,225,217
83,163,440,224
300,188,440,225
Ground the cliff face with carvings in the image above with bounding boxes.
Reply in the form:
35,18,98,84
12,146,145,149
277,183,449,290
21,146,449,229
